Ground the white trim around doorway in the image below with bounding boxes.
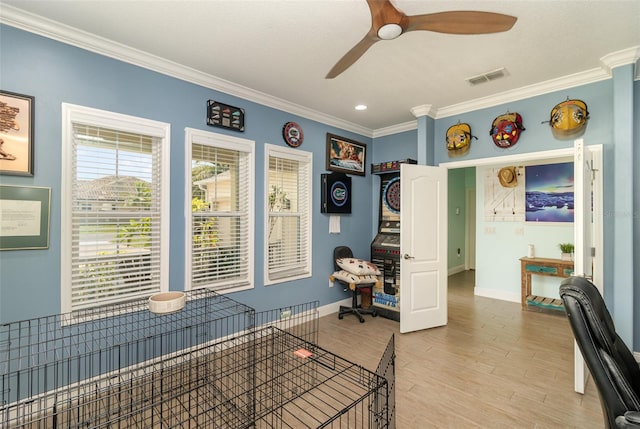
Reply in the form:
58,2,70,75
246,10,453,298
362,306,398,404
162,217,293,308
439,144,604,305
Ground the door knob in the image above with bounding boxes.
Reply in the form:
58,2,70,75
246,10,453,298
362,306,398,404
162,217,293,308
403,254,414,260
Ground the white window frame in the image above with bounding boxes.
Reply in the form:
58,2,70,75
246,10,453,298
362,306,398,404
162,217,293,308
263,144,313,285
61,104,170,314
184,128,255,293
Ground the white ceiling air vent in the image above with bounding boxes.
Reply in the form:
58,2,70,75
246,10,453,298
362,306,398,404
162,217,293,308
466,67,508,86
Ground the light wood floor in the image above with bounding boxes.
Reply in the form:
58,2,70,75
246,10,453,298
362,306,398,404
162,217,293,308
317,270,604,428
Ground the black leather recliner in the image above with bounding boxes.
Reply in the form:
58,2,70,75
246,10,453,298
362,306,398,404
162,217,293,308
559,276,640,428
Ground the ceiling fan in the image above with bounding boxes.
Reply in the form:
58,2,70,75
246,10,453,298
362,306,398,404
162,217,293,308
326,0,517,79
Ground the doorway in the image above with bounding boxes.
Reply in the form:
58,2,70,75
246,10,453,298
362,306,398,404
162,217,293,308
445,147,602,301
443,145,604,393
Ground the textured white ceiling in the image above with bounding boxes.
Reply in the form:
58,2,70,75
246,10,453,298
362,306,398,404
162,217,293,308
2,0,640,133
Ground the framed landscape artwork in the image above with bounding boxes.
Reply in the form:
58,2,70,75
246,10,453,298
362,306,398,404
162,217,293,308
525,162,574,223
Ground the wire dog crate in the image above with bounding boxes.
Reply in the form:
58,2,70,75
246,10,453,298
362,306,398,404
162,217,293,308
1,290,394,428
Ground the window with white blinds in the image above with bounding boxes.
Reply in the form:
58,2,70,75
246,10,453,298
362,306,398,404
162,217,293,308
264,144,312,284
61,104,170,313
185,128,254,292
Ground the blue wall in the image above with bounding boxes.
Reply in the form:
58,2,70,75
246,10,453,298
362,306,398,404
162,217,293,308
431,78,638,350
1,24,638,351
0,25,374,321
370,130,417,164
434,81,614,163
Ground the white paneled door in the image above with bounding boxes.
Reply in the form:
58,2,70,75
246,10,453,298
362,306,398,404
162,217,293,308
399,164,448,333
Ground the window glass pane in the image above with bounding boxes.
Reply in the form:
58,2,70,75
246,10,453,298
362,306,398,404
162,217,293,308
190,138,251,291
266,147,311,282
70,124,162,310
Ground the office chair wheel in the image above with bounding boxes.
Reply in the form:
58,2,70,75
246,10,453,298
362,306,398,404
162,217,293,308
372,310,377,317
338,314,343,320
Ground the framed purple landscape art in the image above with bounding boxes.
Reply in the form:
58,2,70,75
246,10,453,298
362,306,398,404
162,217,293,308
525,162,574,223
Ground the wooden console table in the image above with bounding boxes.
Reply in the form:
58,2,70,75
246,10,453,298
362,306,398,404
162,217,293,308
520,257,574,311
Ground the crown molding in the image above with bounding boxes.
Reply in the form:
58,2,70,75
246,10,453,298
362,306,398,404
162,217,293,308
2,5,637,139
0,5,373,138
435,67,611,119
434,45,639,120
372,120,417,138
410,104,436,118
600,46,640,76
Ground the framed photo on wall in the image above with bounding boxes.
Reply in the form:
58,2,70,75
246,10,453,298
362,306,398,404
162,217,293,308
0,90,34,176
0,185,51,250
326,133,366,176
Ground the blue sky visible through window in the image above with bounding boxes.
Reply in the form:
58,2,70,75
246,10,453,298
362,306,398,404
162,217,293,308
76,145,153,182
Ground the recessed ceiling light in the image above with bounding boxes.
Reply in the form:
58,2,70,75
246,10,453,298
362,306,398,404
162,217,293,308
355,104,367,111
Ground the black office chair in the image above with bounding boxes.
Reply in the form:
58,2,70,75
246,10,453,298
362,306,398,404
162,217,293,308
333,246,377,323
559,276,640,428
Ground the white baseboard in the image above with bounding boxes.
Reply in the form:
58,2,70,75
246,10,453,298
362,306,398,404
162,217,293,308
448,264,466,276
474,287,521,303
317,298,351,317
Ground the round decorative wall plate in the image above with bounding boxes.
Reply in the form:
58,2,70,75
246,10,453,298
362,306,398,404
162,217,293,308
282,121,304,147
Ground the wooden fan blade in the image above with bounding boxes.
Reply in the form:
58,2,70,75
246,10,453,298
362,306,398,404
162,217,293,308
366,0,405,30
325,33,379,79
326,0,403,79
405,11,517,35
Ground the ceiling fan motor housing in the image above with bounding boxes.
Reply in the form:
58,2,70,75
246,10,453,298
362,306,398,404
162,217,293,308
377,23,403,40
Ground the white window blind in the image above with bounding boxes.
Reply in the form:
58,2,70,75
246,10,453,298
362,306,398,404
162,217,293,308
61,105,170,313
186,129,254,292
265,145,312,283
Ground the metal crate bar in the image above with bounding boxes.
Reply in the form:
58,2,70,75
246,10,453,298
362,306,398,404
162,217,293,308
1,291,392,428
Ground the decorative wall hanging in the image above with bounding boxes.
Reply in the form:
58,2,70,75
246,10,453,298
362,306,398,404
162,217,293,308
326,133,366,176
206,100,245,132
525,162,574,223
489,112,525,148
0,90,34,176
321,173,351,213
282,121,304,147
0,185,51,250
483,166,524,222
446,122,476,157
544,98,589,140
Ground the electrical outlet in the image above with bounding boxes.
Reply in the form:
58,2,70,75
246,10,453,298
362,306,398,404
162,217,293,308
280,309,291,319
329,279,334,287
